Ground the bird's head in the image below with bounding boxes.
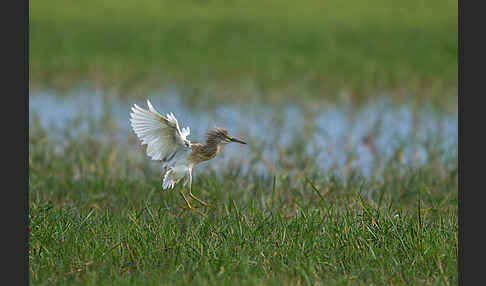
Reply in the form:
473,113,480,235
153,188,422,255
206,128,247,146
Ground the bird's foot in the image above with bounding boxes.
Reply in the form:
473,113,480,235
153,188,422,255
179,189,204,216
180,201,205,216
189,193,213,208
199,201,214,208
184,205,205,216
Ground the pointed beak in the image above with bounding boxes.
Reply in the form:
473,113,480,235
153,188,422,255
230,137,247,144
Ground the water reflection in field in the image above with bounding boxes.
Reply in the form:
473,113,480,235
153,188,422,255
29,88,457,178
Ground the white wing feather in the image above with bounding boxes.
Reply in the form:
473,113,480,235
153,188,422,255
181,126,190,138
129,100,191,164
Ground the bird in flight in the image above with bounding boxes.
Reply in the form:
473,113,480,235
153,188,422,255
129,100,247,213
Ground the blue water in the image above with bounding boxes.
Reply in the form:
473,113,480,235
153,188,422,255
29,88,457,178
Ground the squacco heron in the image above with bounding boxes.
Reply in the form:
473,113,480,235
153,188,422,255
129,100,247,212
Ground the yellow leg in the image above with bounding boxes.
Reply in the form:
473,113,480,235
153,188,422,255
178,187,204,216
178,188,192,209
188,171,212,207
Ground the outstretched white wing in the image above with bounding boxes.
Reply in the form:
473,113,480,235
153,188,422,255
130,100,191,165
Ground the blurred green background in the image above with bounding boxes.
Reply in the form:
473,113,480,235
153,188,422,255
30,0,457,103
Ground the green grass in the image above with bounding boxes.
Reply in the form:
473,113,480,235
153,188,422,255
29,1,458,282
29,0,457,101
29,112,458,285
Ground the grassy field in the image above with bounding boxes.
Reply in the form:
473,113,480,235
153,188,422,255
29,1,458,284
29,0,457,102
28,110,458,285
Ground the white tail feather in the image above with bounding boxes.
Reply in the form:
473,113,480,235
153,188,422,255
162,166,189,190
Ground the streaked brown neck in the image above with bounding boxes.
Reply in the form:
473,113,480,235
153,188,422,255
188,135,223,165
201,135,221,158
